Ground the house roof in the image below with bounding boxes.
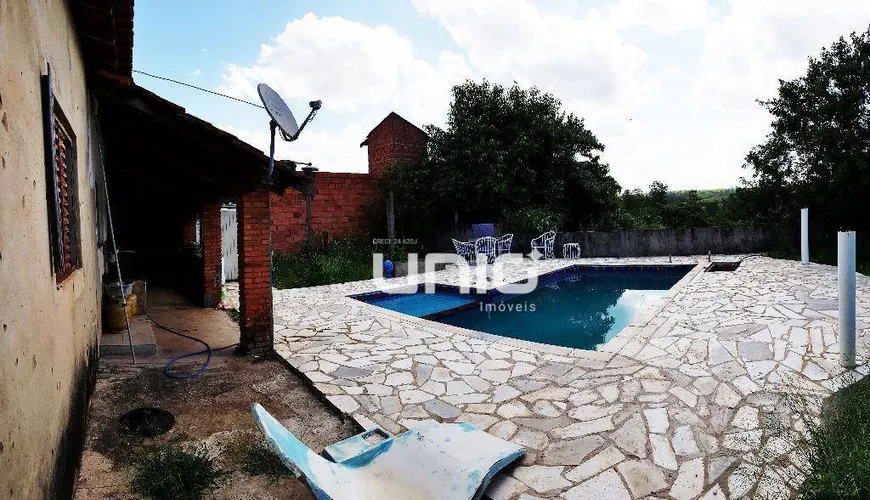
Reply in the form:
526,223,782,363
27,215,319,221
92,74,313,204
70,0,313,201
70,0,134,77
359,111,428,147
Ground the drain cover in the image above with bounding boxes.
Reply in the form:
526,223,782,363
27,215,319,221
707,261,741,272
118,407,175,437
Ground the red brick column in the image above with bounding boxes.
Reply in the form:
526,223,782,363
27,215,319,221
238,188,273,355
202,203,222,307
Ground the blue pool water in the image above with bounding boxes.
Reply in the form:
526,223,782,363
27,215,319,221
353,266,692,350
364,292,478,318
438,272,684,349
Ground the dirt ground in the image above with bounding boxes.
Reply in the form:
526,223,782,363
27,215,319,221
74,303,358,499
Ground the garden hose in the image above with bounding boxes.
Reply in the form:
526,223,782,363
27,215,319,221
140,305,239,379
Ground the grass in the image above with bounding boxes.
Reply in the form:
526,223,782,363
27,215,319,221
130,444,226,500
224,432,297,482
272,239,373,289
799,377,870,499
241,438,296,480
272,238,416,289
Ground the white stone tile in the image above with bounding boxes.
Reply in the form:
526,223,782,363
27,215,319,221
649,434,678,470
617,460,668,498
643,408,669,433
610,413,648,458
670,457,704,500
564,469,630,499
565,446,626,482
672,425,701,456
513,465,571,495
731,406,760,430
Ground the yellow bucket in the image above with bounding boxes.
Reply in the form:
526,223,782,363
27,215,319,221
104,293,138,331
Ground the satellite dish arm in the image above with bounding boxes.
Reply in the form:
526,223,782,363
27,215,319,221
265,119,277,185
281,107,318,142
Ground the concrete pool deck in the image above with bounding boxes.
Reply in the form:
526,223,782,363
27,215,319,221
267,256,870,499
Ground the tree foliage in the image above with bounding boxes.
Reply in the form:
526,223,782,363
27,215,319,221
386,80,621,234
613,182,734,229
743,26,870,230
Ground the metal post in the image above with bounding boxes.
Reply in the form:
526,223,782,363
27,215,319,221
386,189,396,252
265,120,277,185
801,208,809,265
839,230,856,367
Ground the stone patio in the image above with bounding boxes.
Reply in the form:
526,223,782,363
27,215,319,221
268,256,870,499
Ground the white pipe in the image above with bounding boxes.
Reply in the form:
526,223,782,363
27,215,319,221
801,208,809,265
839,231,856,368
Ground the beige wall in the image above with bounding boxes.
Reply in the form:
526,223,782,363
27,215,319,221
0,0,102,498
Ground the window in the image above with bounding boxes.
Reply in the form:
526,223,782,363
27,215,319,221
42,64,81,283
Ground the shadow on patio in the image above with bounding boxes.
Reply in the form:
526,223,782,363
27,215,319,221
75,303,357,499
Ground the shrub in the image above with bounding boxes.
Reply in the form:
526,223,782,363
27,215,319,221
131,445,225,500
502,207,564,233
272,239,374,289
799,377,870,499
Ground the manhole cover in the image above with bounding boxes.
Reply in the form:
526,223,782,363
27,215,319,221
118,407,175,437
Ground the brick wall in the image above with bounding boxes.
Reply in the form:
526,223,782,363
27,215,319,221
271,112,427,252
238,188,273,355
181,214,198,250
367,112,429,180
271,173,378,252
201,203,222,307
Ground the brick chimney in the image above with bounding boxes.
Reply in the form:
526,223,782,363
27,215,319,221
360,112,428,179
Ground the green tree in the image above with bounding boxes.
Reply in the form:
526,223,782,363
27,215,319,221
743,26,870,230
388,80,621,234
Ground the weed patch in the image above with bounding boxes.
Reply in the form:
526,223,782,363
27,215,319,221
798,377,870,499
131,444,225,500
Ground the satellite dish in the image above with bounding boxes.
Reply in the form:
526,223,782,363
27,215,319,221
258,83,299,138
256,83,322,184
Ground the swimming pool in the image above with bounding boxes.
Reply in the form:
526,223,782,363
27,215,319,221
351,265,694,350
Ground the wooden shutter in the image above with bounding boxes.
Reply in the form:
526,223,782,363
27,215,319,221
42,63,81,282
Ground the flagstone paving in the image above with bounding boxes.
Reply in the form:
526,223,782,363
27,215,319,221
269,256,870,499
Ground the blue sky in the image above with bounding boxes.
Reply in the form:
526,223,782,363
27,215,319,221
134,0,870,190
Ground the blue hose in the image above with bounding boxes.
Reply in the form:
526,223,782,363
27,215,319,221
162,338,239,380
142,307,239,379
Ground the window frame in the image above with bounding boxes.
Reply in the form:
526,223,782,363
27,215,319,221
41,63,82,283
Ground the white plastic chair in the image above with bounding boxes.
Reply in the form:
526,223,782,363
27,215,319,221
452,238,476,265
496,234,513,256
475,236,498,264
530,231,556,260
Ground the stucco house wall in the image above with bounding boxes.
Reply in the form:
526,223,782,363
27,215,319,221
0,1,103,497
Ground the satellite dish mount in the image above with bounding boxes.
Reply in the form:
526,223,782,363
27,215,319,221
257,83,322,184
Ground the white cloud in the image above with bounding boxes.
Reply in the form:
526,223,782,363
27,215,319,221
608,0,714,35
218,13,468,119
190,68,201,76
216,13,472,173
208,0,870,189
219,123,370,173
412,0,653,112
696,0,870,109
